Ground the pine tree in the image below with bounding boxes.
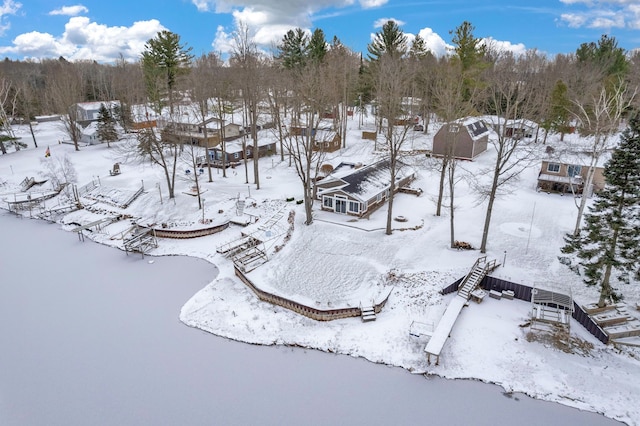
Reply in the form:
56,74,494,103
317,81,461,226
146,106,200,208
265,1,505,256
449,21,487,102
367,20,407,61
561,114,640,307
450,21,486,72
141,30,193,115
409,34,429,60
277,28,309,70
307,28,327,64
576,34,629,80
549,79,572,141
97,104,118,147
112,103,132,133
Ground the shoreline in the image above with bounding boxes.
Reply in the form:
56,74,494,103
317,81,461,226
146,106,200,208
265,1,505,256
1,204,633,426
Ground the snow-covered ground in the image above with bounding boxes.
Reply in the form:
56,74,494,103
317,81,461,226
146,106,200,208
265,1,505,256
2,117,639,425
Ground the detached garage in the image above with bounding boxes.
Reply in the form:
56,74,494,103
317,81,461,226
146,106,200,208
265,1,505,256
432,118,490,161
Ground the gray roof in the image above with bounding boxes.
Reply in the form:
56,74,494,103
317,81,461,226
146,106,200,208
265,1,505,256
318,159,414,201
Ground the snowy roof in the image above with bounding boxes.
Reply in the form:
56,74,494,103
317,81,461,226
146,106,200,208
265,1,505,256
544,142,613,168
76,100,120,112
82,121,99,136
538,173,583,185
130,104,159,121
318,159,414,202
505,118,538,130
450,117,490,141
213,138,275,152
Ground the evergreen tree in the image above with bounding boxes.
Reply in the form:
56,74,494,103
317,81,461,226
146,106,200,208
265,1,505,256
576,34,629,80
307,28,327,64
141,30,193,115
112,103,132,134
561,114,640,307
97,103,118,147
549,79,572,141
277,28,309,69
408,34,429,60
450,21,486,72
449,21,487,102
367,20,407,61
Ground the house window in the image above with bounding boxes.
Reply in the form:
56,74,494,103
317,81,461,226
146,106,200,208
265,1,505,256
348,201,360,213
245,149,251,156
567,164,582,177
547,163,560,173
376,193,382,202
234,152,239,159
449,124,460,132
323,196,333,208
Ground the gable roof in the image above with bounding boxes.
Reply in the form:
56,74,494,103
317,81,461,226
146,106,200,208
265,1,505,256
460,117,490,140
437,117,490,142
317,159,414,201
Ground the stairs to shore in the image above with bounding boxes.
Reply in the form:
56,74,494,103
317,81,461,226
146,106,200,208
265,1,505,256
457,256,497,300
361,306,376,322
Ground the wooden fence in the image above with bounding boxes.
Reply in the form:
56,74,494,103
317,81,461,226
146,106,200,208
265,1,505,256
441,275,609,344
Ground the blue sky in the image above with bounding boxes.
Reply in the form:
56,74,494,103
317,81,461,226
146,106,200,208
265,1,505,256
0,0,638,63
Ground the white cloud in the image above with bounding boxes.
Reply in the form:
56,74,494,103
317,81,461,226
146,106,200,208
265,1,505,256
0,0,21,36
0,0,20,15
195,0,386,51
373,17,405,28
192,0,211,12
0,17,165,62
481,37,528,56
49,5,89,16
359,0,387,9
559,0,639,29
415,27,450,57
560,13,588,27
590,14,625,28
211,25,235,54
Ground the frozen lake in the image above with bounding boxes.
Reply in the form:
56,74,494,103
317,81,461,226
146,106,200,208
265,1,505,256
0,212,620,425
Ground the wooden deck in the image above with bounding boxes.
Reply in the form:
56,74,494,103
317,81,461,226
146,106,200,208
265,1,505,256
424,296,466,365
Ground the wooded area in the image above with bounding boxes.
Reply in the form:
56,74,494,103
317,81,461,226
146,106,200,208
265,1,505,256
1,20,639,313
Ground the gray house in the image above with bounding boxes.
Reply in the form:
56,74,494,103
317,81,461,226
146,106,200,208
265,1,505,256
74,101,120,125
432,118,489,160
314,159,415,217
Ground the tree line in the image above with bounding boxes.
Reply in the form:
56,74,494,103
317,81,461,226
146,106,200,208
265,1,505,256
1,21,639,305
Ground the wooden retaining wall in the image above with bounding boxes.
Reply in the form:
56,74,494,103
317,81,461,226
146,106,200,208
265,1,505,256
234,265,391,321
143,222,230,239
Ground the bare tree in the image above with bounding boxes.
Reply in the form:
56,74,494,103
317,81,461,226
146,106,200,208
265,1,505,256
283,62,333,225
181,142,206,209
15,75,42,148
478,52,540,253
431,59,474,218
136,124,180,199
40,154,78,197
373,54,414,235
325,38,360,149
189,53,222,183
111,54,147,134
0,78,19,154
44,60,85,151
264,64,289,163
231,22,264,190
569,80,637,236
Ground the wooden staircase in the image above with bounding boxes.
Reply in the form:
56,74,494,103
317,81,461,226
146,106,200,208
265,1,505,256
457,256,497,300
361,306,376,322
